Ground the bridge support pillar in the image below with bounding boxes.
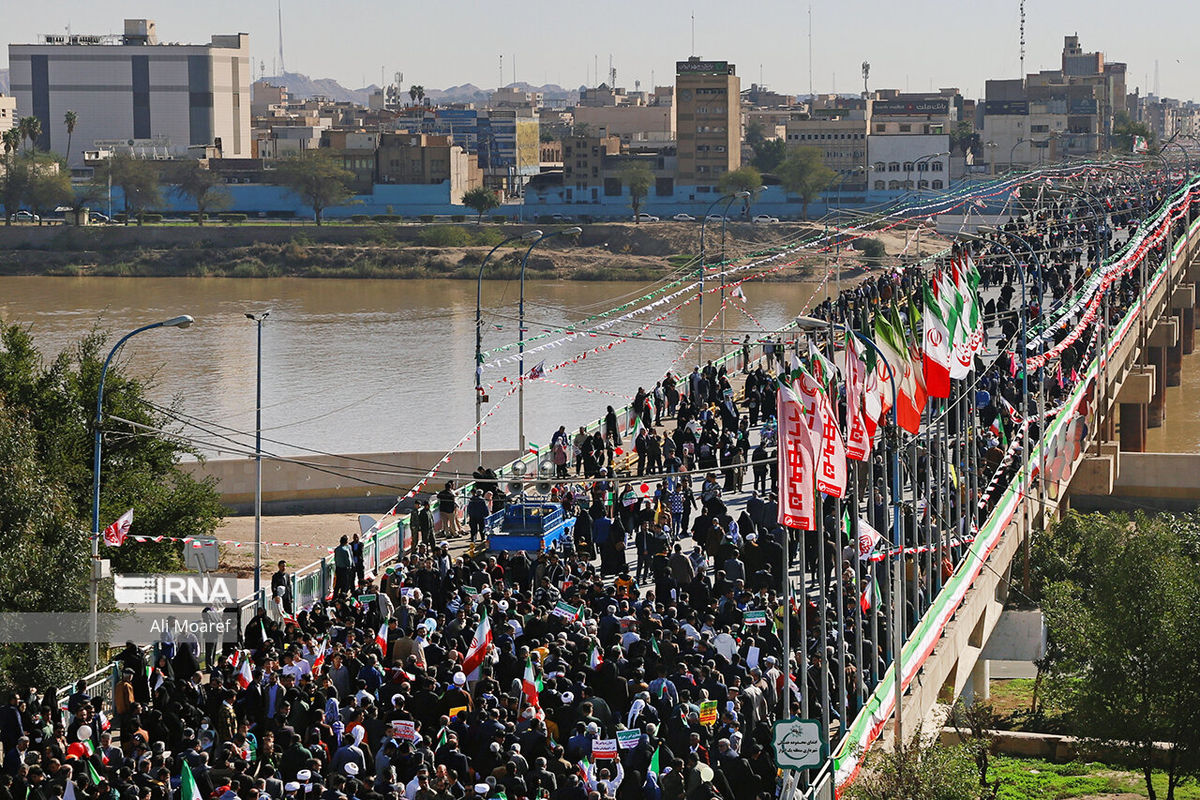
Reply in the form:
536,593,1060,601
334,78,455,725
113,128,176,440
1168,339,1184,387
1183,306,1196,355
1120,403,1147,452
961,658,990,705
1147,346,1168,428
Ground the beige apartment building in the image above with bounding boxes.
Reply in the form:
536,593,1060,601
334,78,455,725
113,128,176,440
784,114,869,188
376,133,482,204
675,58,740,190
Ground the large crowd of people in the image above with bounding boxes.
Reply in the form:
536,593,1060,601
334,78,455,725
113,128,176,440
1,174,1191,800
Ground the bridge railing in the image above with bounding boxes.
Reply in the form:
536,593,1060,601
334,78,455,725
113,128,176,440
823,183,1200,794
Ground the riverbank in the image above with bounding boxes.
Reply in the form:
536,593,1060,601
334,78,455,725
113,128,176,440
0,221,947,280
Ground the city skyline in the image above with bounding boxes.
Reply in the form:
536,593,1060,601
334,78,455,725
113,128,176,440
4,0,1199,102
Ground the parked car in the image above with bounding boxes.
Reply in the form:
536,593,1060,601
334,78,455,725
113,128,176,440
672,213,697,222
551,213,574,222
89,212,111,224
634,213,660,222
753,214,781,224
13,210,39,223
705,214,728,222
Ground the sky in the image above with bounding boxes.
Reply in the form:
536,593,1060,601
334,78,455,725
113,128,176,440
5,0,1199,101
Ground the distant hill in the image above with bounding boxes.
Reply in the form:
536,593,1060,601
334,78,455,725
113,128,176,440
0,69,9,94
260,72,577,107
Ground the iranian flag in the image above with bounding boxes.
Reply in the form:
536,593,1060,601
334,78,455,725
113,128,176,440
522,655,543,709
860,577,880,613
795,367,847,499
648,746,662,776
311,639,327,671
873,312,925,434
588,643,603,669
375,622,388,654
629,409,647,440
776,382,817,531
922,283,953,399
462,607,493,681
236,656,253,690
181,759,202,800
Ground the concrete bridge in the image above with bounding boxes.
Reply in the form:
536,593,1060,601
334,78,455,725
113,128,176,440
819,185,1200,796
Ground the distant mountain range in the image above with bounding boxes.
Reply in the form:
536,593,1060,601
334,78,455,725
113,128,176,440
261,71,577,107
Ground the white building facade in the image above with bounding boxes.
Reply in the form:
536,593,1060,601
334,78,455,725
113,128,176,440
8,20,250,166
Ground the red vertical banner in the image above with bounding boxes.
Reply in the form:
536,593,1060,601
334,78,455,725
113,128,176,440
777,384,816,530
843,334,871,461
795,370,847,498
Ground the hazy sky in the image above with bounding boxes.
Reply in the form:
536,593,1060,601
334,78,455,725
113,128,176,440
5,0,1197,101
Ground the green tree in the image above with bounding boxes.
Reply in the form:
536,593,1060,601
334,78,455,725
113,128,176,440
751,138,788,173
461,185,501,223
621,163,655,222
744,120,766,148
94,154,163,225
777,146,836,219
717,165,763,202
0,321,225,686
24,153,72,225
1112,111,1155,154
1,140,30,226
0,402,92,690
1040,511,1200,800
169,161,230,225
0,321,225,575
272,150,356,225
845,724,980,800
949,120,981,157
64,110,78,161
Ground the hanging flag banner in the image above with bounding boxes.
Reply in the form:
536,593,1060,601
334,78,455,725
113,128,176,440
777,385,816,531
857,519,883,560
795,370,847,498
103,509,133,547
842,332,870,461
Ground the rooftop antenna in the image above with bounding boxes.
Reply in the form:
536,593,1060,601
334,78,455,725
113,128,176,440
594,54,599,87
513,53,516,85
277,0,286,75
808,5,814,98
499,55,503,89
609,55,616,89
862,61,870,98
1154,59,1160,96
1019,0,1025,79
691,11,695,57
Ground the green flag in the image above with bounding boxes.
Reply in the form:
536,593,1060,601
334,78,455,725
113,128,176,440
181,760,202,800
87,760,101,787
649,745,662,775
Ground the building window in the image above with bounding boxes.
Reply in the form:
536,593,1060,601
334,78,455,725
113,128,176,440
888,162,901,172
874,180,885,190
932,179,944,189
902,179,914,189
917,162,928,172
918,179,929,189
888,180,901,190
903,161,914,171
874,161,886,172
899,124,911,132
931,161,944,171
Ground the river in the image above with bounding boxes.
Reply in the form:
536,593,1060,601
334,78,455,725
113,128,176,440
0,276,832,456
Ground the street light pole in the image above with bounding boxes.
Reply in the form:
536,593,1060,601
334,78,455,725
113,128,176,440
244,311,270,598
719,191,751,355
697,193,742,368
476,231,541,466
90,314,194,670
518,226,581,451
1009,138,1025,174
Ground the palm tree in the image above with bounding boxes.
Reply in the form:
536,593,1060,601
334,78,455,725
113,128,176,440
64,110,78,160
415,85,425,105
1,128,19,158
409,85,418,106
18,116,41,153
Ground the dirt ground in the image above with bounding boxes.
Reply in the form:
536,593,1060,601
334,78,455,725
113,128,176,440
215,513,365,575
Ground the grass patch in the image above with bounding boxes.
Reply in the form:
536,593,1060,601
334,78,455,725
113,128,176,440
990,755,1200,799
667,252,698,269
989,679,1071,734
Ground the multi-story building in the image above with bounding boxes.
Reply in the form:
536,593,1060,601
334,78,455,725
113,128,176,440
376,133,482,205
675,57,740,192
8,19,251,166
562,132,621,202
321,130,379,193
868,133,951,192
571,104,675,144
784,111,869,189
0,94,16,131
393,107,538,196
251,80,287,117
869,92,957,135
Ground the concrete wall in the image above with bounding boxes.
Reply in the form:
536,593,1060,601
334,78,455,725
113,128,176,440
979,610,1045,661
181,449,521,515
1073,451,1200,511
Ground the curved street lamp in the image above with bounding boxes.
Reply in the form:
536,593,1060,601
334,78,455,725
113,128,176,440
698,191,750,367
475,230,541,465
89,314,194,669
518,227,582,451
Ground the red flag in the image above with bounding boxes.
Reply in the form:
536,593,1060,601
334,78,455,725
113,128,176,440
236,657,252,690
776,384,817,530
311,639,327,671
102,509,133,547
842,331,871,462
795,370,847,498
375,622,388,654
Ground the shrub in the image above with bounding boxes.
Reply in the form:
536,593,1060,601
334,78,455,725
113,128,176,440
350,214,371,223
372,214,403,223
418,215,435,223
139,213,163,224
218,213,248,224
190,213,208,223
492,215,509,224
417,225,472,247
858,238,886,259
450,214,467,223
